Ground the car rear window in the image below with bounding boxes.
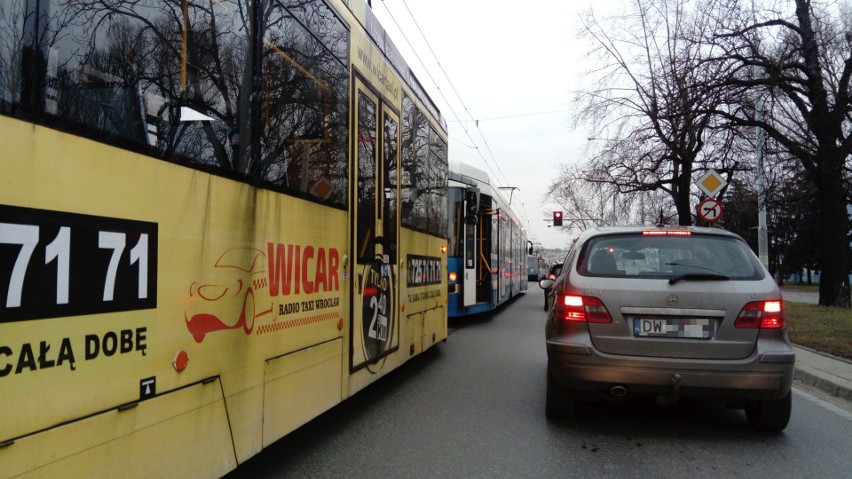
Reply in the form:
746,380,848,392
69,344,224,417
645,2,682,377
578,233,765,280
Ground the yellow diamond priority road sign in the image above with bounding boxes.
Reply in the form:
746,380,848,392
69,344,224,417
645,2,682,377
696,169,727,197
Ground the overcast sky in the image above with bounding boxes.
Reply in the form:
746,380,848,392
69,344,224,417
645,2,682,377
370,0,606,250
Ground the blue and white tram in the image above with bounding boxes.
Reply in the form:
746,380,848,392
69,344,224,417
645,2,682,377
447,160,528,317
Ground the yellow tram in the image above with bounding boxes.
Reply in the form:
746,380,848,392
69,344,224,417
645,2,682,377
0,0,448,477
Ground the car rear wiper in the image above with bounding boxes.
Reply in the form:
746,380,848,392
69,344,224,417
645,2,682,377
668,272,730,285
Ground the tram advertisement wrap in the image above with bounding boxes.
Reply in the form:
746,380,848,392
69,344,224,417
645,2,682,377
0,204,158,322
406,254,443,303
0,205,155,378
0,209,346,377
358,260,396,366
185,242,344,343
406,254,441,287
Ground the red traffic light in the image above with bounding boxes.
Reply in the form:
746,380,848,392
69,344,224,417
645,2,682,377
553,211,563,227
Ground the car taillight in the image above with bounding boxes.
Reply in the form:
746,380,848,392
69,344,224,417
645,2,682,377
559,295,612,323
734,300,784,329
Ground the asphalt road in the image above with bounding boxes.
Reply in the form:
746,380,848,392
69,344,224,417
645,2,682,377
225,284,851,478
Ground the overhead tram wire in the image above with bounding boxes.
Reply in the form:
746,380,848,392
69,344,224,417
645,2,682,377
381,0,511,189
451,109,572,123
400,0,512,187
384,1,539,242
379,4,501,185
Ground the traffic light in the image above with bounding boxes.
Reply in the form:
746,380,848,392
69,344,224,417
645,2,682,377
464,189,479,226
465,189,479,217
553,211,563,227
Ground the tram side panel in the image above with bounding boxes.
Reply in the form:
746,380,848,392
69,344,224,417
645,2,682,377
0,117,350,476
0,0,447,478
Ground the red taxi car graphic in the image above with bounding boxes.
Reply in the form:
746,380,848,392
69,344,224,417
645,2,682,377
185,248,272,343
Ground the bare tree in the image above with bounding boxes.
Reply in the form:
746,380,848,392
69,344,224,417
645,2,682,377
703,0,852,305
553,0,744,226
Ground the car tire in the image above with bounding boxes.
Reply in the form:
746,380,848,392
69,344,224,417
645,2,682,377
546,371,575,419
746,391,791,432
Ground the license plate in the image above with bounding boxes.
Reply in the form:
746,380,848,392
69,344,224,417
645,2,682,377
633,318,714,339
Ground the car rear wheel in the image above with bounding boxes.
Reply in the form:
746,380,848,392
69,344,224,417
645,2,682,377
546,371,575,419
746,391,791,432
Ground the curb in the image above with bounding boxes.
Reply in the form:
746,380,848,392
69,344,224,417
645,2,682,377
794,365,852,402
792,344,852,403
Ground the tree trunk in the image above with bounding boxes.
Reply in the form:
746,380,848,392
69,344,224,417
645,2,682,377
814,152,849,305
675,161,694,226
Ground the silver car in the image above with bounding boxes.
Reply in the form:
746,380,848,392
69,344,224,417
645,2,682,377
540,226,794,431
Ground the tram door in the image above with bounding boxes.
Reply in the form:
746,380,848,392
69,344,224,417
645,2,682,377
463,188,479,307
351,80,399,372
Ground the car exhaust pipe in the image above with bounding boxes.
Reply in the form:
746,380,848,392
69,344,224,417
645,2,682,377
609,385,628,397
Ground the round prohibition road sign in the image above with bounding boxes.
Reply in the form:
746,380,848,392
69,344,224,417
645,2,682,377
697,198,723,222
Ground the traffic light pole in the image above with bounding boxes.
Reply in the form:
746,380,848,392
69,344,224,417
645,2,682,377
545,216,602,228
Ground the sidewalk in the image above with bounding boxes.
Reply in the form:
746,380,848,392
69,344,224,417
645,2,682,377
778,287,852,404
792,344,852,403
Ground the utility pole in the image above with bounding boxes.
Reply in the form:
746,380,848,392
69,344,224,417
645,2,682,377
756,104,769,269
754,76,769,269
751,2,769,270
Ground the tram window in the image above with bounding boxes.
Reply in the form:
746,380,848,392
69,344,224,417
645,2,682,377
9,0,246,169
164,0,246,173
261,1,349,206
279,0,349,66
9,0,349,205
357,92,377,262
384,112,399,263
401,95,448,238
428,132,449,235
13,3,162,149
401,95,428,232
0,1,25,114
